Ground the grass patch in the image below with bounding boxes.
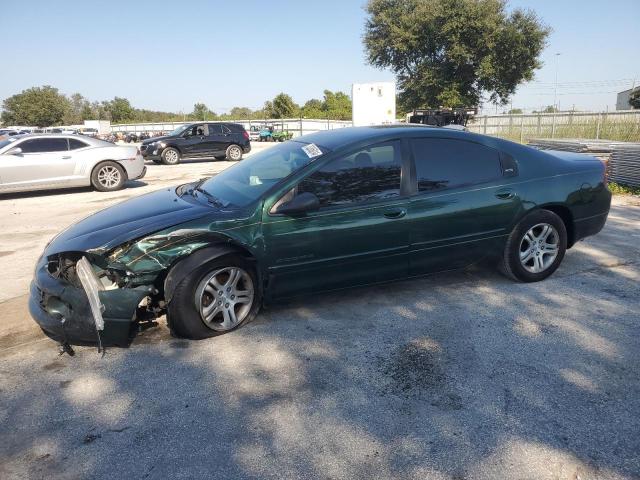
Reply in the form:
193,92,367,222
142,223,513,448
608,182,640,196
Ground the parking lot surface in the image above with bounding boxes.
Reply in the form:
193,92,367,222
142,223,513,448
0,154,639,479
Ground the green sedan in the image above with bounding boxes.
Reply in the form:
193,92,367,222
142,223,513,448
30,126,611,350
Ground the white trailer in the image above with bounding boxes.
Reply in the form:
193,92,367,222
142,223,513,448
83,120,111,135
352,82,396,127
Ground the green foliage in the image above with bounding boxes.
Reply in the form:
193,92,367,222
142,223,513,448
271,93,299,118
190,103,217,121
63,93,91,125
323,90,352,119
106,97,135,123
533,105,558,113
301,91,352,120
1,86,353,126
508,108,523,114
363,0,550,111
1,85,70,126
629,89,640,109
608,182,640,196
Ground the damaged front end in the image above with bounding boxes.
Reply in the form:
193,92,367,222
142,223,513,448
29,250,159,352
29,227,239,352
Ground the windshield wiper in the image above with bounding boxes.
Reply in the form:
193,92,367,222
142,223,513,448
189,179,228,208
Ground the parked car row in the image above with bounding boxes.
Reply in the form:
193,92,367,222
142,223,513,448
0,122,254,193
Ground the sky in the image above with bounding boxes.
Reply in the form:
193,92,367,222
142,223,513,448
2,0,638,114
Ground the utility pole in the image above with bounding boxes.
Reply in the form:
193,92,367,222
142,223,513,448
553,52,561,112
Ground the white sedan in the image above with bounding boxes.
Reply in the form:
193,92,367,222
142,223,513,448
0,134,146,193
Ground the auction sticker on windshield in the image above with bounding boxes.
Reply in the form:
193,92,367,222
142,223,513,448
302,143,323,158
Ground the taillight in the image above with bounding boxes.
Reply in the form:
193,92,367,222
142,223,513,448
242,131,249,140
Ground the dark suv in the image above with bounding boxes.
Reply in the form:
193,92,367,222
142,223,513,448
140,122,251,165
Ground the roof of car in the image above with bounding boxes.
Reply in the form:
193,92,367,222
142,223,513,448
6,133,111,146
295,124,480,149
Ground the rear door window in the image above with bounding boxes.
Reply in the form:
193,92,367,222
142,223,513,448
411,138,502,192
19,138,69,153
207,124,222,135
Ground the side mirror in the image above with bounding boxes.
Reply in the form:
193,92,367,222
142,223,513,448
273,192,320,216
6,147,22,155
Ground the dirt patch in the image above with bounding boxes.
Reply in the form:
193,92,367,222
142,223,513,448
379,338,463,410
0,251,14,258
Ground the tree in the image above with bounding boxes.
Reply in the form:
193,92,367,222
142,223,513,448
301,93,352,120
533,105,557,113
364,0,550,111
1,85,69,126
271,93,299,118
190,102,217,121
63,93,91,125
508,108,523,114
323,90,352,120
227,107,253,119
629,89,640,109
106,97,134,123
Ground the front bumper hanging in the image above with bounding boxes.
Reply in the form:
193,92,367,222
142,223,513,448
29,255,152,348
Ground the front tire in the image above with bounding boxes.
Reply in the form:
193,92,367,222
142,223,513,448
91,161,126,192
161,147,181,165
167,255,261,339
502,210,567,282
225,144,243,161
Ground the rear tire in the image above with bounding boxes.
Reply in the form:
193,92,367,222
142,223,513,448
91,161,126,192
161,147,181,165
225,144,243,161
167,254,261,339
501,209,567,282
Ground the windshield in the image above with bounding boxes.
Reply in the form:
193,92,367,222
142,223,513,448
0,137,19,150
168,124,189,136
199,141,327,207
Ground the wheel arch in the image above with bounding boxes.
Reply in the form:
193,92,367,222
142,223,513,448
90,160,128,182
163,243,258,304
538,203,575,248
164,143,182,154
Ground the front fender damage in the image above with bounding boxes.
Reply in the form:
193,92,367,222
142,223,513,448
34,229,243,351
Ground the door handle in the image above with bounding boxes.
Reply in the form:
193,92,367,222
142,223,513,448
383,208,407,219
495,189,515,200
62,155,71,159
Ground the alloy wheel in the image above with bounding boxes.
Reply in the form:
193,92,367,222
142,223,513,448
229,146,241,160
519,223,560,273
195,267,254,331
164,149,179,164
97,165,121,189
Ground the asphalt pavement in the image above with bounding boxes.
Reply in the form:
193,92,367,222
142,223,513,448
0,159,638,479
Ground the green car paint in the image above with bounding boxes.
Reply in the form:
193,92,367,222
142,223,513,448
30,126,611,347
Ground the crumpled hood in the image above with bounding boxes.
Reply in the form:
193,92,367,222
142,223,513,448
45,187,215,255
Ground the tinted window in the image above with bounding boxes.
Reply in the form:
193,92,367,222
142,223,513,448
207,124,222,135
19,138,69,153
225,123,245,133
297,141,401,208
184,124,206,136
411,138,502,192
68,138,89,150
